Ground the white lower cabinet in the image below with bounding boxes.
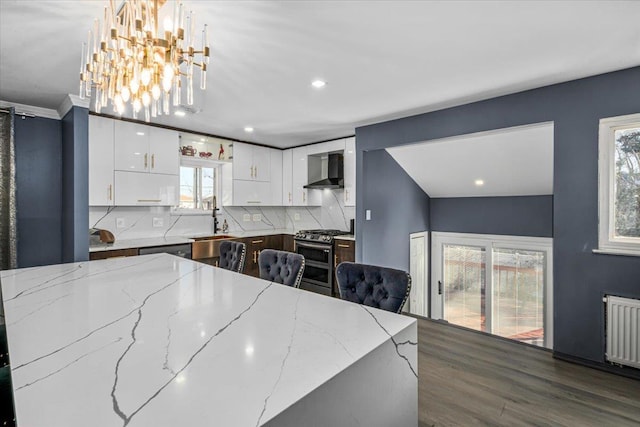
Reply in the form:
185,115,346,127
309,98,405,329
114,171,178,206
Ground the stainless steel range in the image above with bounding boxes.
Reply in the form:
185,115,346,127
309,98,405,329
294,229,350,297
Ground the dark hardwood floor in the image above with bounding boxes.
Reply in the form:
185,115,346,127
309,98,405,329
417,318,640,426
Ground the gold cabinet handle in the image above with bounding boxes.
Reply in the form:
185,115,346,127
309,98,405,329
288,192,292,203
215,260,219,267
303,191,306,203
151,154,155,169
250,165,254,178
334,254,338,268
251,239,263,244
137,199,162,202
345,189,349,202
253,250,257,263
144,153,148,169
108,184,112,201
255,165,257,177
337,243,351,248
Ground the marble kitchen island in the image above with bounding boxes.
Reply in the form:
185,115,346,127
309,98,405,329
1,254,417,426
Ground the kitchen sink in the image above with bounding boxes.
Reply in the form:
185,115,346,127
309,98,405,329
191,235,237,260
191,235,234,241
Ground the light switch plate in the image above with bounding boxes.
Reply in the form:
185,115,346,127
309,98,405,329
294,213,301,221
365,210,371,221
252,214,261,222
243,214,251,222
152,217,164,228
116,218,126,228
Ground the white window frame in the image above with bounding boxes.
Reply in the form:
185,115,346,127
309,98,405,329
172,158,222,216
596,113,640,256
431,232,553,349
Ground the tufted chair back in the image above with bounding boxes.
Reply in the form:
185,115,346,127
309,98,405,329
336,262,411,313
219,241,246,273
258,249,305,288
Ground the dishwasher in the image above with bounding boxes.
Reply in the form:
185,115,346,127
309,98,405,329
138,243,192,259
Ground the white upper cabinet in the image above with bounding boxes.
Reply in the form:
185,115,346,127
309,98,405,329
114,171,178,206
114,121,149,172
270,149,283,205
148,126,179,175
88,115,115,206
233,142,271,182
233,142,254,181
282,149,293,206
343,137,356,206
114,121,179,175
291,146,308,205
291,146,320,206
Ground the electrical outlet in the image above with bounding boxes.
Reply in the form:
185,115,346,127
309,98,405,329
152,217,164,228
243,214,251,222
116,218,126,228
252,214,261,222
294,213,301,221
365,210,372,221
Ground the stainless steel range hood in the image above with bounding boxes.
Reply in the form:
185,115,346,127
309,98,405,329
304,152,344,189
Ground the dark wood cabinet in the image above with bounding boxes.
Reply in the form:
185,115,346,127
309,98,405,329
282,234,295,252
89,248,139,260
333,239,355,290
244,234,284,278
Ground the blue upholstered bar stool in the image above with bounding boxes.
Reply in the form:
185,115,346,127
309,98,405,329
336,262,411,313
258,249,305,288
218,241,246,273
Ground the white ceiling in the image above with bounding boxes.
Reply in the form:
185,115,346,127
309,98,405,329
386,122,554,198
1,1,639,148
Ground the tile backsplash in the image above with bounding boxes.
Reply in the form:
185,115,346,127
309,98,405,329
90,189,354,239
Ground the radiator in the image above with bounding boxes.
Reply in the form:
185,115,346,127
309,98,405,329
605,295,640,369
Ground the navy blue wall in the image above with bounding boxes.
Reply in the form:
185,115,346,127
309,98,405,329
61,107,89,263
430,196,553,237
358,149,430,271
355,66,640,369
14,116,63,267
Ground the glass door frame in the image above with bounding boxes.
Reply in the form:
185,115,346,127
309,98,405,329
431,232,553,349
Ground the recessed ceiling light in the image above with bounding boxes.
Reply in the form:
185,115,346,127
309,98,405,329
200,138,205,142
475,179,484,186
174,110,186,117
136,132,145,136
311,80,326,88
244,127,254,133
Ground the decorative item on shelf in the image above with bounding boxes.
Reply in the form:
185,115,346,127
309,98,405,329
199,151,212,158
218,143,225,160
180,145,197,156
79,0,210,122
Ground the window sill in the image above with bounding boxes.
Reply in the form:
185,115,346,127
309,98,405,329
592,248,640,257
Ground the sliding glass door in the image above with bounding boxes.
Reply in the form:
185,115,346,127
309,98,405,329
432,233,553,349
442,244,487,332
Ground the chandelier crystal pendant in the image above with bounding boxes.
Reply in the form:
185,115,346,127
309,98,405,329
79,0,209,121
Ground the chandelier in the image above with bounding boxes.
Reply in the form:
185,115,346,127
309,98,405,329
79,0,209,121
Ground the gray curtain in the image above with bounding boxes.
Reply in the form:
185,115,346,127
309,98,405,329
0,107,17,270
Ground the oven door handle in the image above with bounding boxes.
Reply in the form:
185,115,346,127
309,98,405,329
295,242,332,252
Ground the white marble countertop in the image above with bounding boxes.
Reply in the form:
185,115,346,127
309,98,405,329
1,254,415,426
334,234,356,241
89,229,296,252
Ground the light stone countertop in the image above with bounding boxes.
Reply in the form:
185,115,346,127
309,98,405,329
1,254,416,426
89,229,295,252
